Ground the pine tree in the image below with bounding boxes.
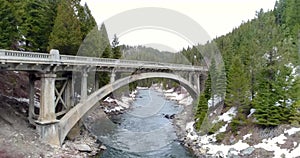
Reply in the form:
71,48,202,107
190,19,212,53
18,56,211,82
77,26,102,57
195,93,208,131
204,73,211,100
48,0,82,55
77,3,97,40
18,0,57,52
209,59,218,105
0,0,19,49
112,34,122,59
99,23,112,58
216,65,227,99
290,100,300,126
225,56,250,109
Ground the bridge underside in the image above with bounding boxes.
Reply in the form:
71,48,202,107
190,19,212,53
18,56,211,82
38,72,200,146
0,49,208,146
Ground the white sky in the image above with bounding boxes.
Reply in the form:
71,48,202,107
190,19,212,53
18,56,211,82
81,0,277,52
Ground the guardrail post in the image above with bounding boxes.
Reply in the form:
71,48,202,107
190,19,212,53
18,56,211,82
50,49,60,61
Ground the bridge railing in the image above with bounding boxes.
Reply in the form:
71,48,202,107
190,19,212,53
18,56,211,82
0,49,53,61
0,49,207,71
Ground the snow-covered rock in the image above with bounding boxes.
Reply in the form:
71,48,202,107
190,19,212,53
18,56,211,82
243,133,252,140
208,95,222,108
285,127,300,136
213,107,237,123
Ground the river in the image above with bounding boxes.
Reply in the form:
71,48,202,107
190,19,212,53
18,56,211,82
89,89,195,158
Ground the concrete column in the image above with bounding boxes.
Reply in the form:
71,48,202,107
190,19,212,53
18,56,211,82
188,73,193,84
81,71,88,102
95,73,99,90
28,73,35,122
110,69,116,83
194,74,200,94
36,73,60,146
38,73,57,123
200,74,206,93
64,77,74,109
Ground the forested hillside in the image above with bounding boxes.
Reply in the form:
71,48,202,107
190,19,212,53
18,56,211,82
0,0,109,56
191,0,300,132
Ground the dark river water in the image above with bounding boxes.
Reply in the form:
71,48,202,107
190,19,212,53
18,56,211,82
91,89,194,158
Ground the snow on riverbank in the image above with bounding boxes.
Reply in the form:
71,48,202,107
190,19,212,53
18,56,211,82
159,86,300,157
253,127,300,158
102,90,137,114
104,85,300,157
183,106,300,157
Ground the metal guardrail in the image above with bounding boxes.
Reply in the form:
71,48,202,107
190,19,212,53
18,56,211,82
0,49,207,71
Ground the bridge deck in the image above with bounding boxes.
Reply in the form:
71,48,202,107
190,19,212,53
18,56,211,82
0,49,207,72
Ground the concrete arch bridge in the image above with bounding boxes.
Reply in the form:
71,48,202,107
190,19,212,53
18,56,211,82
0,49,207,146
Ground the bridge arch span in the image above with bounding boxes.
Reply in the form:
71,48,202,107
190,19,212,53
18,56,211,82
58,72,198,144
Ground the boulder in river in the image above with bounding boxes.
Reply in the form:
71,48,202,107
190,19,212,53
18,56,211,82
74,144,92,152
164,114,175,119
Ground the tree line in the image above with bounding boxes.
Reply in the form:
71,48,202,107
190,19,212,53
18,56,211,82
192,0,300,131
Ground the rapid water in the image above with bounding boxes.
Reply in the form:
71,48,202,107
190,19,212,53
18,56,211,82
91,89,194,158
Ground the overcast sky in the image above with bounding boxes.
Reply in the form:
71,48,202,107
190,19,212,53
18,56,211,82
81,0,277,52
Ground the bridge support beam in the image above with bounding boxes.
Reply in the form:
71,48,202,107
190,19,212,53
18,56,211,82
110,69,116,83
28,73,36,124
95,73,99,91
188,73,193,84
199,74,206,93
64,77,74,110
36,73,60,146
81,71,88,102
194,74,200,94
38,73,57,123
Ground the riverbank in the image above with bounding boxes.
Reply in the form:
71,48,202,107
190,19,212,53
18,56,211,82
152,84,300,157
0,94,102,157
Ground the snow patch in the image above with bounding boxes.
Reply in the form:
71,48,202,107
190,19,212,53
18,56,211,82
243,133,252,140
213,107,237,123
208,95,222,108
163,88,175,93
254,134,288,158
284,127,300,136
203,140,249,155
178,96,193,105
218,124,228,133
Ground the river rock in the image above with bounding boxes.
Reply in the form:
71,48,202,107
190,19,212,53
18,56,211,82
198,148,207,155
100,145,107,150
241,146,255,156
227,148,240,158
74,144,92,152
215,151,225,158
164,114,176,119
